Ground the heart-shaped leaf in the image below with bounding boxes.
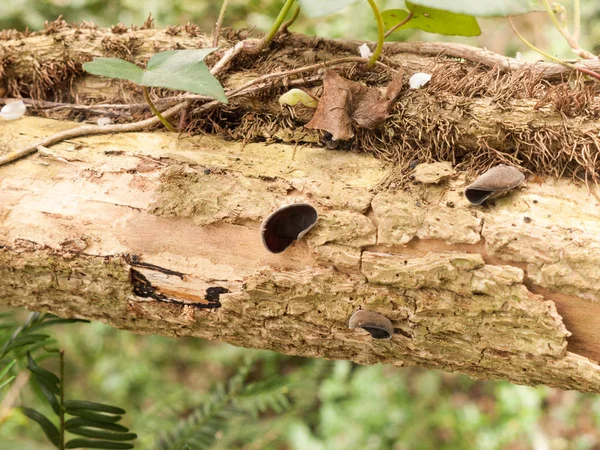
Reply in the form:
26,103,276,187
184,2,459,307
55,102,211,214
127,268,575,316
384,2,481,37
83,48,227,103
407,0,544,17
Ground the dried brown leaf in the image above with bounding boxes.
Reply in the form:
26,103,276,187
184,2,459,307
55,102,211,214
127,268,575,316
305,69,404,141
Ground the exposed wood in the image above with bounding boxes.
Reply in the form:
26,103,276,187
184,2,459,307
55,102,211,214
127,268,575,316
2,117,600,393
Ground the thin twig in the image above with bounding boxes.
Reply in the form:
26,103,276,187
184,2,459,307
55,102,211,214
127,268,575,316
541,0,596,59
384,11,414,39
0,101,190,166
0,98,172,110
212,0,231,47
211,40,248,75
225,56,391,99
509,16,600,81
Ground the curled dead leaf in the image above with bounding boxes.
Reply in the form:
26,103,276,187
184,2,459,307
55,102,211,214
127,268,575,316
305,68,404,141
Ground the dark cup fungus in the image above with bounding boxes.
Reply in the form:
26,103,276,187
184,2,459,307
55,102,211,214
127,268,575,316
261,203,318,253
465,164,525,205
348,310,393,340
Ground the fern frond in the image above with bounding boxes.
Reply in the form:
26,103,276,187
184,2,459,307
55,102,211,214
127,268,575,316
235,377,293,417
156,356,257,450
1,312,87,359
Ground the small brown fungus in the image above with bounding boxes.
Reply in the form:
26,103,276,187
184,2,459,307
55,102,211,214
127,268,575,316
261,203,318,253
348,310,393,340
464,164,525,205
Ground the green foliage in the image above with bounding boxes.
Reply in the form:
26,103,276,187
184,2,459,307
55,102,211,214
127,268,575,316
0,313,135,450
23,351,137,449
3,313,600,449
156,354,297,450
1,312,86,360
407,0,545,17
83,49,228,103
383,2,481,37
19,406,60,447
0,359,16,390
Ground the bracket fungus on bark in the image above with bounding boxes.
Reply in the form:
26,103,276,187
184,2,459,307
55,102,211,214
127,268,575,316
348,310,394,340
464,164,525,205
261,203,318,253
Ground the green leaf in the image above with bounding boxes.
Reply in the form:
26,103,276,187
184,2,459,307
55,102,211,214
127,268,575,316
65,417,129,433
83,49,227,103
27,352,60,415
0,360,16,385
298,0,360,17
37,380,61,415
27,317,90,333
0,374,15,390
82,59,144,84
143,49,227,102
65,439,134,449
1,333,50,357
66,409,122,423
67,427,137,441
27,352,60,392
65,438,133,449
65,400,126,415
407,0,544,17
20,407,60,448
383,3,481,37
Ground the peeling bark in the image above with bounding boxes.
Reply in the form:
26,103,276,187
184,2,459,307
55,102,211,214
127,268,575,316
2,117,600,393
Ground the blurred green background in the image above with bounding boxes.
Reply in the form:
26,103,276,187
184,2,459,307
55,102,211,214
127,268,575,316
1,1,600,449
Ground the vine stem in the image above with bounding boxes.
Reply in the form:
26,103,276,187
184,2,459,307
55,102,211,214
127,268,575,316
384,11,414,39
541,0,572,44
541,0,596,59
366,0,385,69
59,349,65,450
508,17,600,81
261,0,295,48
142,87,175,131
212,0,231,47
281,4,301,33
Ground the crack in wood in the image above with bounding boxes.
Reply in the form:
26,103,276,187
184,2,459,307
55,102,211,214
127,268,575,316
125,254,186,279
129,268,220,309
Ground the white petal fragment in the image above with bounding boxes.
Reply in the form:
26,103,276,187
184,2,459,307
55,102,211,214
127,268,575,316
409,73,432,89
358,43,373,59
0,100,27,120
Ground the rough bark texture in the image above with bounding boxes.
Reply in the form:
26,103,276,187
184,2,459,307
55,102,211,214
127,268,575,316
3,25,600,181
2,117,600,393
